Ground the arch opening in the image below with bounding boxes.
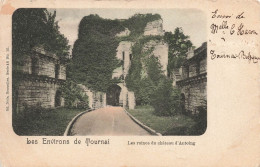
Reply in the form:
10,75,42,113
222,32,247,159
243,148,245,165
106,84,121,106
55,90,62,107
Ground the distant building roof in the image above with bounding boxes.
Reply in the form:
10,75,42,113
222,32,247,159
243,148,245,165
183,42,207,65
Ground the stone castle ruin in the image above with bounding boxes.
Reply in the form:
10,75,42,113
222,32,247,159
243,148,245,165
143,19,164,36
14,16,207,114
108,18,169,109
14,47,66,112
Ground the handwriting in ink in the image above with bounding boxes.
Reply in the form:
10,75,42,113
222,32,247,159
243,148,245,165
230,23,258,35
212,9,232,19
210,50,260,63
236,12,245,19
210,21,229,34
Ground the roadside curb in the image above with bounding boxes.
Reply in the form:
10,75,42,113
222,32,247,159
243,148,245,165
124,109,162,136
64,108,93,136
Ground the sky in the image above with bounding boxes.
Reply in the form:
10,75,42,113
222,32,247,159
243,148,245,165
49,8,207,52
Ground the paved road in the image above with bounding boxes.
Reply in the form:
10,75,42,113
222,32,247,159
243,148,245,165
70,106,151,136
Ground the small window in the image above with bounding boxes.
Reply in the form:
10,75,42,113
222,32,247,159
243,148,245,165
122,52,125,60
186,66,189,78
197,61,200,75
122,52,125,71
100,94,103,103
31,57,39,75
55,64,60,79
55,90,62,107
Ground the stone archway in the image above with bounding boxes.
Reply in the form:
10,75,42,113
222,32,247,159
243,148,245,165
106,85,122,106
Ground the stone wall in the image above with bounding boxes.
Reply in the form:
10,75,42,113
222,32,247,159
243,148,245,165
127,91,136,109
144,19,164,36
143,40,169,76
113,41,134,79
111,19,168,109
114,40,168,78
59,64,66,80
111,41,138,109
15,48,66,112
176,42,207,114
16,78,64,111
78,84,106,110
21,54,66,80
92,91,106,109
179,80,207,113
118,83,136,109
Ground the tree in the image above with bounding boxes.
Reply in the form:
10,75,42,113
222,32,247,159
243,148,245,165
69,15,124,92
150,78,181,116
164,27,193,76
59,80,89,108
12,8,70,67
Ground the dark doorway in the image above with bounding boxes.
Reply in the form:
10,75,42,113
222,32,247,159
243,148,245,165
106,85,121,106
55,90,62,107
55,64,60,79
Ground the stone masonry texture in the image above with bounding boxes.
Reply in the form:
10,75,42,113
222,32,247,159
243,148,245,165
16,47,66,112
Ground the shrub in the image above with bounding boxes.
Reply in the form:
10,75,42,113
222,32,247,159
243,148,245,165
73,101,89,109
59,80,89,109
134,78,155,105
150,78,182,116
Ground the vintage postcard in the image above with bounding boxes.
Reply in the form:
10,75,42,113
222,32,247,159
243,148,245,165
0,0,259,166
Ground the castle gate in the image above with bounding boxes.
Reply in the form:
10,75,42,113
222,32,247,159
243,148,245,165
106,84,122,106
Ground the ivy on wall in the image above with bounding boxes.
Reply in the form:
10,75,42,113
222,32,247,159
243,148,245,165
69,13,193,115
69,15,124,92
69,14,163,92
125,36,165,105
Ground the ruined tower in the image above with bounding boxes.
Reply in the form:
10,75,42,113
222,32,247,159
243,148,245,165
110,18,169,109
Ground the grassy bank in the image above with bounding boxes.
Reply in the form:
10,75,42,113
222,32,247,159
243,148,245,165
127,105,205,135
13,107,85,136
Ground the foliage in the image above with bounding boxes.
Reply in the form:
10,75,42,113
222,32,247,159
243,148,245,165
164,28,193,76
12,8,70,67
124,26,193,108
134,78,155,105
150,78,182,116
70,14,162,92
59,80,89,109
12,107,84,136
188,100,207,135
69,15,124,92
121,13,162,38
125,36,165,105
